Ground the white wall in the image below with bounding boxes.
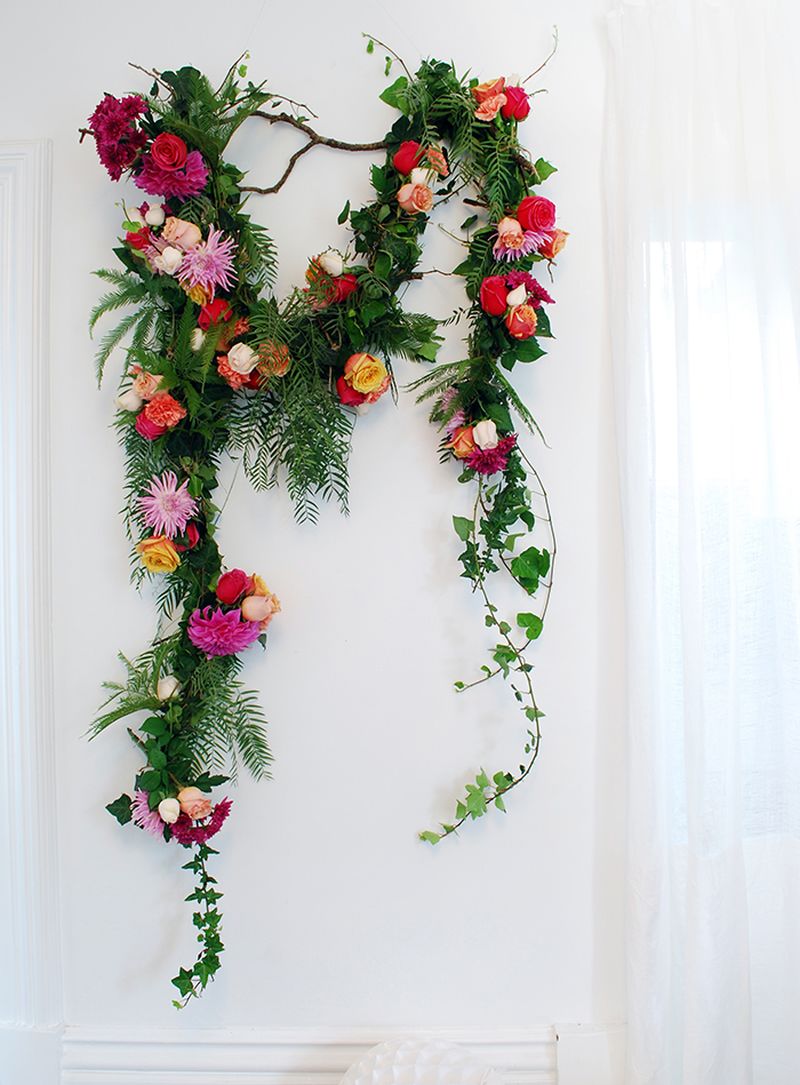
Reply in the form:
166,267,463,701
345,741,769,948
2,0,625,1056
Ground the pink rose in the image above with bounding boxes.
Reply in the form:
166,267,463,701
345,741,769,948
161,216,202,249
397,182,433,214
177,786,212,820
150,133,188,171
495,217,526,252
501,86,530,121
134,411,166,440
517,195,556,233
132,370,163,400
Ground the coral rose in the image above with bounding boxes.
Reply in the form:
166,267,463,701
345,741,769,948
216,568,250,605
472,77,507,122
397,182,433,214
447,425,477,459
495,217,526,252
258,341,291,377
161,216,202,249
501,86,530,121
505,303,539,340
137,534,180,573
132,370,162,400
343,353,390,401
479,275,509,316
425,146,449,177
475,94,507,122
150,133,188,171
471,77,506,103
177,786,212,820
144,393,186,429
539,229,569,260
516,195,556,233
392,140,423,174
135,411,166,440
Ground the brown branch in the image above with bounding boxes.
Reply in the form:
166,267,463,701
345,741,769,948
524,27,559,84
362,33,414,81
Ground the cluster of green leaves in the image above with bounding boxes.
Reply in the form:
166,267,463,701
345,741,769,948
171,843,225,1007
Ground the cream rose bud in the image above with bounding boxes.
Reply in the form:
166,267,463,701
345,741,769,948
157,674,180,701
506,284,528,307
190,328,205,352
318,250,343,277
115,387,143,412
125,206,145,226
158,798,181,824
227,342,259,375
155,245,183,275
473,419,499,450
241,594,273,622
144,204,165,227
410,166,435,187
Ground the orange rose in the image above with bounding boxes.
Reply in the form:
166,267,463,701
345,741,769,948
505,303,538,340
471,77,506,103
177,786,212,820
425,147,449,177
539,229,569,260
447,425,477,459
343,353,391,403
258,340,291,378
183,282,211,306
143,392,186,429
397,182,433,214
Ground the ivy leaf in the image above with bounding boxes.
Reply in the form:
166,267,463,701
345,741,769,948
337,200,351,225
380,76,409,112
105,794,132,826
533,157,558,182
452,515,473,542
517,611,544,640
419,830,441,845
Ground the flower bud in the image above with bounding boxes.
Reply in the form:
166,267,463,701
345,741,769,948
158,798,181,824
317,250,343,277
473,419,499,450
156,674,180,701
506,283,528,308
144,204,166,227
227,342,259,375
116,387,143,412
155,245,183,275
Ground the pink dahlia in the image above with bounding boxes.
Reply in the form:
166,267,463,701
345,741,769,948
466,434,518,475
88,94,147,181
131,790,166,838
505,271,555,308
139,470,198,539
171,798,233,847
177,227,236,300
134,148,209,199
187,606,263,657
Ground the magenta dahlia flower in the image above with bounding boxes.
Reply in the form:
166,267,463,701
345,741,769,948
177,227,237,300
466,434,518,475
187,606,262,657
505,271,555,307
171,798,232,847
134,148,209,199
139,470,198,539
131,790,166,838
88,94,148,181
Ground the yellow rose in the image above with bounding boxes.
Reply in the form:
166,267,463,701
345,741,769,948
137,534,180,574
183,282,211,306
344,352,388,394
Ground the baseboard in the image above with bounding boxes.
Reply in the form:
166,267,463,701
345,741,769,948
0,1026,63,1085
555,1024,626,1085
61,1026,556,1085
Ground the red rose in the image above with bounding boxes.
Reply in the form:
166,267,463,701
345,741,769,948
516,195,556,233
198,298,233,330
244,369,262,390
175,522,201,552
150,133,188,171
392,140,423,175
479,275,510,316
336,375,366,406
126,227,151,250
134,411,166,440
334,273,358,303
501,86,530,121
216,568,250,605
505,303,539,340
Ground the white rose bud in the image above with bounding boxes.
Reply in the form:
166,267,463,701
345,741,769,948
506,284,528,307
473,419,499,450
158,798,181,825
318,250,343,277
410,166,436,187
157,674,180,701
155,245,183,275
115,387,143,412
355,402,372,416
145,204,166,227
125,206,145,227
227,342,259,375
190,328,205,352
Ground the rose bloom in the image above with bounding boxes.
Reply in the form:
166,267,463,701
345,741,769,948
392,139,423,174
126,227,151,251
177,786,212,820
174,521,201,552
150,132,188,171
136,534,180,574
241,591,281,627
475,93,507,122
473,419,499,450
539,229,569,260
471,76,506,103
447,424,477,459
217,354,249,390
505,303,539,340
344,353,390,399
397,182,433,214
144,392,186,429
495,217,526,252
501,86,530,121
198,298,233,329
479,275,509,316
425,146,449,176
258,340,291,377
516,195,556,233
135,411,166,440
184,282,212,306
216,568,250,605
132,370,162,400
162,216,202,249
226,342,259,375
334,273,358,303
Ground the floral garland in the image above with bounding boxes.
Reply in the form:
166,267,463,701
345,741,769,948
85,44,564,1005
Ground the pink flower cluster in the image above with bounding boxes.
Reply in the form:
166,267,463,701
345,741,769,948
87,94,147,181
466,434,518,475
187,568,281,657
171,797,233,846
135,148,209,200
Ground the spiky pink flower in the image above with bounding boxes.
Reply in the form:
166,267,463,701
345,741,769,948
445,409,467,437
493,230,548,262
88,94,148,181
187,606,263,657
171,798,233,847
134,148,209,199
139,470,198,539
177,227,237,300
466,434,518,475
505,271,555,307
131,790,166,838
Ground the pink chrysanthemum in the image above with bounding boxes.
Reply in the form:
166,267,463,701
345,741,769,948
139,470,198,539
171,798,233,847
88,94,147,181
176,227,237,300
493,230,548,262
131,790,166,838
445,408,467,437
187,606,263,657
134,148,209,199
466,434,518,475
505,271,555,308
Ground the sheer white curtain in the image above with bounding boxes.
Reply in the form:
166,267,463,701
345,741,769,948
606,2,800,1082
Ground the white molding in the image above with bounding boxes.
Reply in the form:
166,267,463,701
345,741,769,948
61,1026,556,1085
0,140,60,1031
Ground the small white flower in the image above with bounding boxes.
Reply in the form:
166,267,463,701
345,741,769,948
506,284,528,307
115,387,143,412
144,204,166,227
318,250,343,277
473,419,499,450
355,402,371,416
410,166,436,188
158,798,181,825
154,245,183,275
157,674,180,701
227,342,259,375
190,328,205,352
125,206,144,227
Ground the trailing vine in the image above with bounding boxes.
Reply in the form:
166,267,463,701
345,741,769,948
84,40,565,1004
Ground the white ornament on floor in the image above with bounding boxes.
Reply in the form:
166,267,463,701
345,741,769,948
339,1038,504,1085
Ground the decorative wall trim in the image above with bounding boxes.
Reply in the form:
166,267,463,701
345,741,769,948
0,139,60,1033
61,1026,557,1085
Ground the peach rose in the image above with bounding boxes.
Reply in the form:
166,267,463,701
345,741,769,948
496,217,526,252
249,573,270,596
177,786,212,820
505,303,539,340
132,370,163,400
396,182,433,214
217,354,249,390
136,534,180,574
471,77,506,103
539,229,569,260
258,340,291,377
475,94,507,122
425,146,449,177
343,353,391,402
241,591,281,627
161,216,202,249
144,392,186,429
447,424,477,459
